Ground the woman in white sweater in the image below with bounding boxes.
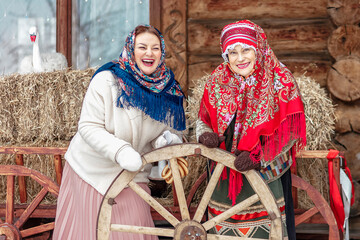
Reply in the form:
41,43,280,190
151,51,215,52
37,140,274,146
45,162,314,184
53,25,186,240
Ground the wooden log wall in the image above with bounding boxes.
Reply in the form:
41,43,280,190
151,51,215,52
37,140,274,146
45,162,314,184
159,0,360,214
187,0,335,88
327,0,360,200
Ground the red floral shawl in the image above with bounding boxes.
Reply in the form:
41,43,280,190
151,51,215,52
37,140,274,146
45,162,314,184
199,20,306,203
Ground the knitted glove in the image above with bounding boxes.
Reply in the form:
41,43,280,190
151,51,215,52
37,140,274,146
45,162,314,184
116,145,143,172
234,150,261,171
198,132,225,148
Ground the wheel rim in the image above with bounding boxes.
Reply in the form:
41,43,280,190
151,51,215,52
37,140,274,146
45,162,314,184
97,143,283,240
0,165,59,239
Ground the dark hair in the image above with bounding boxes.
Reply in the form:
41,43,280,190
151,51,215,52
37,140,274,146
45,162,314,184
134,25,161,42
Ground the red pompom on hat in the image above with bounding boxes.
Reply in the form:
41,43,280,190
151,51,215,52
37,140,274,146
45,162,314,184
220,20,257,54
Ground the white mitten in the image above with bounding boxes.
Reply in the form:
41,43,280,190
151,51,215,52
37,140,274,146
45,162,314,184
153,131,182,149
153,135,168,149
116,145,143,172
163,130,182,144
152,131,182,178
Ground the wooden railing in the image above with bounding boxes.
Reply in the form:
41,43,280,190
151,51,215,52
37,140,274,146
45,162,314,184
0,147,342,223
0,147,67,203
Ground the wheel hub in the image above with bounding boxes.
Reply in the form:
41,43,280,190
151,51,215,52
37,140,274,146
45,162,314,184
0,224,21,240
174,220,206,240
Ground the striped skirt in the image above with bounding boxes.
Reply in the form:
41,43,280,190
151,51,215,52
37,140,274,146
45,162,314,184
53,162,158,240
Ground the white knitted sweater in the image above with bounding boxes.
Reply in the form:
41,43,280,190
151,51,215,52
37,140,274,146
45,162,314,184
65,71,181,195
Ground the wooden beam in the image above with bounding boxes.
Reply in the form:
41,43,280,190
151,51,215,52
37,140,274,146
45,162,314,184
56,0,72,67
15,154,27,203
149,0,161,29
0,146,67,155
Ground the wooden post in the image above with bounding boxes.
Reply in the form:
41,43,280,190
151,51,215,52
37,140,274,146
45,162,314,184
6,175,15,224
291,163,298,209
56,0,72,67
15,154,27,203
149,0,161,30
333,158,341,196
54,155,63,185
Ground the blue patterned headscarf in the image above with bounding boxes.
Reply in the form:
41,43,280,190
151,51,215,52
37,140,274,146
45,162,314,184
93,25,185,131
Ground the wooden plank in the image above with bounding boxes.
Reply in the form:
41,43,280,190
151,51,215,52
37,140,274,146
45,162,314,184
187,18,333,55
188,0,328,19
296,150,337,159
188,55,331,88
0,146,67,155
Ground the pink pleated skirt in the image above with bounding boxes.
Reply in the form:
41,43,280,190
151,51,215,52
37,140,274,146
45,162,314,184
53,162,158,240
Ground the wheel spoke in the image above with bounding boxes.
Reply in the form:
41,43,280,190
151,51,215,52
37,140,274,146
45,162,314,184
202,194,259,231
207,233,264,239
6,175,15,224
169,158,190,220
20,222,55,238
97,169,139,240
193,162,224,222
15,187,48,229
245,170,283,239
110,224,174,237
97,144,286,239
128,181,180,227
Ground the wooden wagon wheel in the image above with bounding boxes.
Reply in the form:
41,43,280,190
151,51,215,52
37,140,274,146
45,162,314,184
292,174,340,239
97,143,283,240
0,165,59,240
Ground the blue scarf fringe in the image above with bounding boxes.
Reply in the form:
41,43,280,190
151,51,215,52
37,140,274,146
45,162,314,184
93,62,186,131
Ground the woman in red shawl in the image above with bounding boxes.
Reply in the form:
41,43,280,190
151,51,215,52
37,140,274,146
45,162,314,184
197,20,306,239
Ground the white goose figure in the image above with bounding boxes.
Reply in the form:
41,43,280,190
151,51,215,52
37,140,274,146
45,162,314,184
19,26,68,74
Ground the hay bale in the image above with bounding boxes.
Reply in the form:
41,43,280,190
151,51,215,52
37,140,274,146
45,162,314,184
0,68,95,204
0,68,95,144
185,74,336,208
295,75,336,208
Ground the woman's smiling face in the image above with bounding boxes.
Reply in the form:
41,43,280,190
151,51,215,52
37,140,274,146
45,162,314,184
228,45,256,77
134,32,161,75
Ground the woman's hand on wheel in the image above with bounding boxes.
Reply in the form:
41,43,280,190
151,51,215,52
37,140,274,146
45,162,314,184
198,132,225,148
234,150,261,171
116,145,143,172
